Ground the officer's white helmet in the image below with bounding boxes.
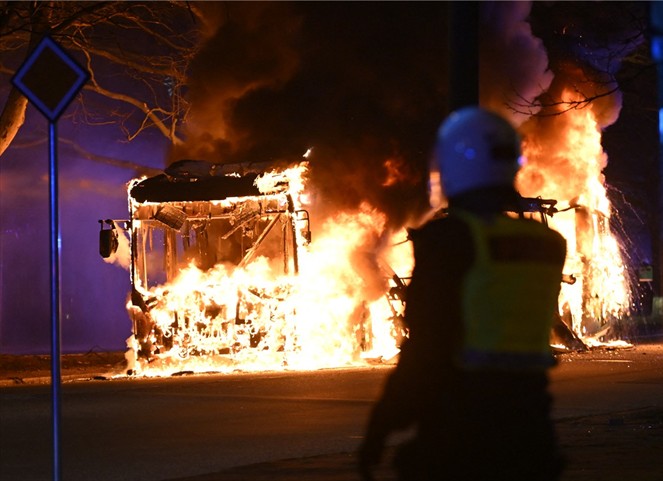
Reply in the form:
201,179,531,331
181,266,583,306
434,107,521,198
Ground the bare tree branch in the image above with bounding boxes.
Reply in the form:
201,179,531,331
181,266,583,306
0,1,199,157
81,46,183,145
507,84,621,117
506,2,649,119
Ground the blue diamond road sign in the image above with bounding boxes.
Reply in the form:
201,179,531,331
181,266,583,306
12,36,89,122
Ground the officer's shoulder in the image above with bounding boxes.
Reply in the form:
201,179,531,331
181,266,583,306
516,217,567,252
410,215,470,241
519,216,564,236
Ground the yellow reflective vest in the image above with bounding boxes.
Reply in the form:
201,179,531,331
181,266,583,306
453,209,567,370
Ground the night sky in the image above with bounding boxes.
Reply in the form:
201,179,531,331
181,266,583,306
0,2,658,354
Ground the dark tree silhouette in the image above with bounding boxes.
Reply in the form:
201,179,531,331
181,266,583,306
0,1,202,157
514,1,651,117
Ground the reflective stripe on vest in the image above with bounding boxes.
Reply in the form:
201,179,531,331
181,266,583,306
454,209,566,370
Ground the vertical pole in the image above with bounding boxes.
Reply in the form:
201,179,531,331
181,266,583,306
650,3,663,317
49,121,62,481
448,2,479,112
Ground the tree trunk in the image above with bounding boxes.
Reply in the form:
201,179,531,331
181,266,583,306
0,2,56,158
0,88,28,158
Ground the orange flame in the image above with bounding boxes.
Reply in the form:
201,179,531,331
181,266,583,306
124,165,411,376
517,92,630,340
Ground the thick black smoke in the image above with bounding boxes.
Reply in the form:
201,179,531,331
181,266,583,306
170,2,449,230
172,2,647,229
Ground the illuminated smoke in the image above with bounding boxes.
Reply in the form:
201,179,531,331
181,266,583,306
102,225,131,270
516,2,646,204
480,1,554,126
170,2,303,164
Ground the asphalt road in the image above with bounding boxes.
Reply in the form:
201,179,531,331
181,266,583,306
0,366,389,481
551,344,663,417
1,344,662,481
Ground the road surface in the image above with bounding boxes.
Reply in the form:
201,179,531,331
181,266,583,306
1,344,662,481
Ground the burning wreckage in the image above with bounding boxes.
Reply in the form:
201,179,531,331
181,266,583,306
100,161,629,376
100,162,408,375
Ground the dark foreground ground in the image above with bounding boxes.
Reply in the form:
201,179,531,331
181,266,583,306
174,406,663,481
167,401,663,481
1,343,662,481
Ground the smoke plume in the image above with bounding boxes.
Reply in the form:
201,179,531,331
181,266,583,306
517,1,647,199
171,2,645,242
171,3,448,232
480,1,554,126
171,2,303,164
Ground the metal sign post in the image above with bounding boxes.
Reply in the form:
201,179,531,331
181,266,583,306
48,120,62,480
651,4,663,309
11,35,89,481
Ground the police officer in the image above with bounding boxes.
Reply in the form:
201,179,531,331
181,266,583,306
359,107,566,481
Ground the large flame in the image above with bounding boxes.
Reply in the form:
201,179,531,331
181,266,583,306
517,93,631,340
124,164,410,376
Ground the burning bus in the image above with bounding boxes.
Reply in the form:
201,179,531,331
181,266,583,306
99,161,408,375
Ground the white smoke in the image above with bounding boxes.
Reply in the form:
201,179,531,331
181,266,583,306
102,224,131,270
